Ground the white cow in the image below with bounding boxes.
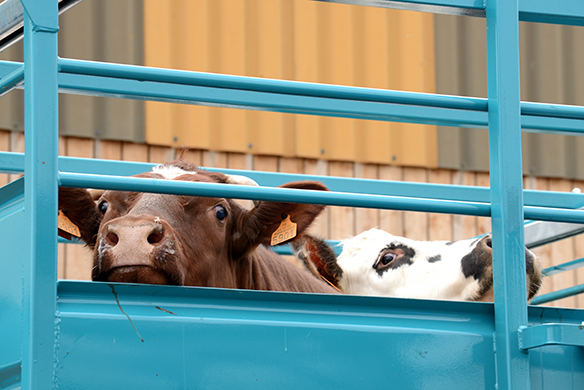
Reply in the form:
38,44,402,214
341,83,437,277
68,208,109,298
292,228,542,302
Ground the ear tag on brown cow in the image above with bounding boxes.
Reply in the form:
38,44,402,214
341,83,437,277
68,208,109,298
271,214,297,246
58,210,81,238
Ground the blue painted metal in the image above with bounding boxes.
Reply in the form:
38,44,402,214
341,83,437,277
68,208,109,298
58,172,584,224
0,65,23,96
531,284,584,306
0,178,24,389
1,59,583,134
20,0,59,388
59,171,493,216
49,281,584,389
4,152,584,212
519,324,584,350
485,0,530,388
318,0,584,26
542,257,584,277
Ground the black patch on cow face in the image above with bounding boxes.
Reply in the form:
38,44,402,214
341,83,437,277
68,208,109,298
461,236,493,280
374,243,415,276
427,254,442,263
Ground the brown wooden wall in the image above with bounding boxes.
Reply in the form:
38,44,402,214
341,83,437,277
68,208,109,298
2,131,582,309
143,0,437,167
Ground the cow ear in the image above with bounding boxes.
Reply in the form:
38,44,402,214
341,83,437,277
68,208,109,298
58,187,102,248
290,234,342,289
230,181,328,257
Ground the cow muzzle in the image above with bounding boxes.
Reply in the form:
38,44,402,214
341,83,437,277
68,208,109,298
94,215,184,285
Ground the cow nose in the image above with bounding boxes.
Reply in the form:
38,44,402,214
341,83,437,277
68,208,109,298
105,222,166,248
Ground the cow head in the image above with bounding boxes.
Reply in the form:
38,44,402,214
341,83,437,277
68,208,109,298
292,228,542,301
58,160,328,288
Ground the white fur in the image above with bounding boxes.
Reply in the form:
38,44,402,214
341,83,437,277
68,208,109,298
152,165,195,180
337,228,484,300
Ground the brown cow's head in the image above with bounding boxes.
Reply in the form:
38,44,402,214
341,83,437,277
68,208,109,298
58,159,329,289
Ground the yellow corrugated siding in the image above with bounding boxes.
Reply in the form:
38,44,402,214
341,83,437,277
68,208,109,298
144,0,437,167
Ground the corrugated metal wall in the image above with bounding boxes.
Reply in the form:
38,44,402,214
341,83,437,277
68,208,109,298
143,0,437,167
435,15,584,180
0,0,145,142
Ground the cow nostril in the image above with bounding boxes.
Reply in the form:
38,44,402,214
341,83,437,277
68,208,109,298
485,237,492,248
106,232,119,246
148,231,165,245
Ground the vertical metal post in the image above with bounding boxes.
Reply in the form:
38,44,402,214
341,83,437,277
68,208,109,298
21,0,59,388
486,0,530,388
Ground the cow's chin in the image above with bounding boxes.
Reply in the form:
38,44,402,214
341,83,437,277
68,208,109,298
96,266,175,285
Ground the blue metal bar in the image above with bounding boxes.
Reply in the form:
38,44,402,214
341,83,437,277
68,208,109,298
518,324,584,350
530,284,584,305
272,241,343,257
58,72,490,129
542,257,584,277
486,0,530,388
0,360,21,389
2,59,583,132
57,59,584,121
52,59,584,121
0,64,23,96
57,172,492,216
316,0,584,26
58,58,487,111
21,0,59,388
3,151,583,212
0,0,84,53
57,171,584,224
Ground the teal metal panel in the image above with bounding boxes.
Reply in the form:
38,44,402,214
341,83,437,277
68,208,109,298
47,281,584,389
55,281,498,389
0,179,24,387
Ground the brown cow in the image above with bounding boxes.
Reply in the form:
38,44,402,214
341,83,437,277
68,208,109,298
58,159,337,294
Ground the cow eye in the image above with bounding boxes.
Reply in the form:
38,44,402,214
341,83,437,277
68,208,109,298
98,201,109,214
375,251,397,269
215,205,227,221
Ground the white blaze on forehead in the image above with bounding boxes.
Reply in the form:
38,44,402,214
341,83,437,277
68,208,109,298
336,228,484,300
152,165,196,180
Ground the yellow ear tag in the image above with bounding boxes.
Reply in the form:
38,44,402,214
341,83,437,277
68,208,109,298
271,214,297,246
58,210,81,237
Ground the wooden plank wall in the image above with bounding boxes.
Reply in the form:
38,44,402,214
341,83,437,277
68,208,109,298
2,131,583,309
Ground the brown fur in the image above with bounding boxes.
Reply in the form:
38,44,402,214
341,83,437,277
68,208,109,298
58,160,338,294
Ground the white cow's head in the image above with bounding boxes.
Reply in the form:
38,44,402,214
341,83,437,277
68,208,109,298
292,228,542,302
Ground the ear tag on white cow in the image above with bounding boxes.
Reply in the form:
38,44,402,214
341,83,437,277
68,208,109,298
271,214,297,246
58,210,81,238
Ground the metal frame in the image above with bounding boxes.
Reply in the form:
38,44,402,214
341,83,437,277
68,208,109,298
1,0,583,388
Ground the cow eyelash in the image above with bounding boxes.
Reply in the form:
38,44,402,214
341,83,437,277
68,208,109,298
374,251,397,269
98,200,109,214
